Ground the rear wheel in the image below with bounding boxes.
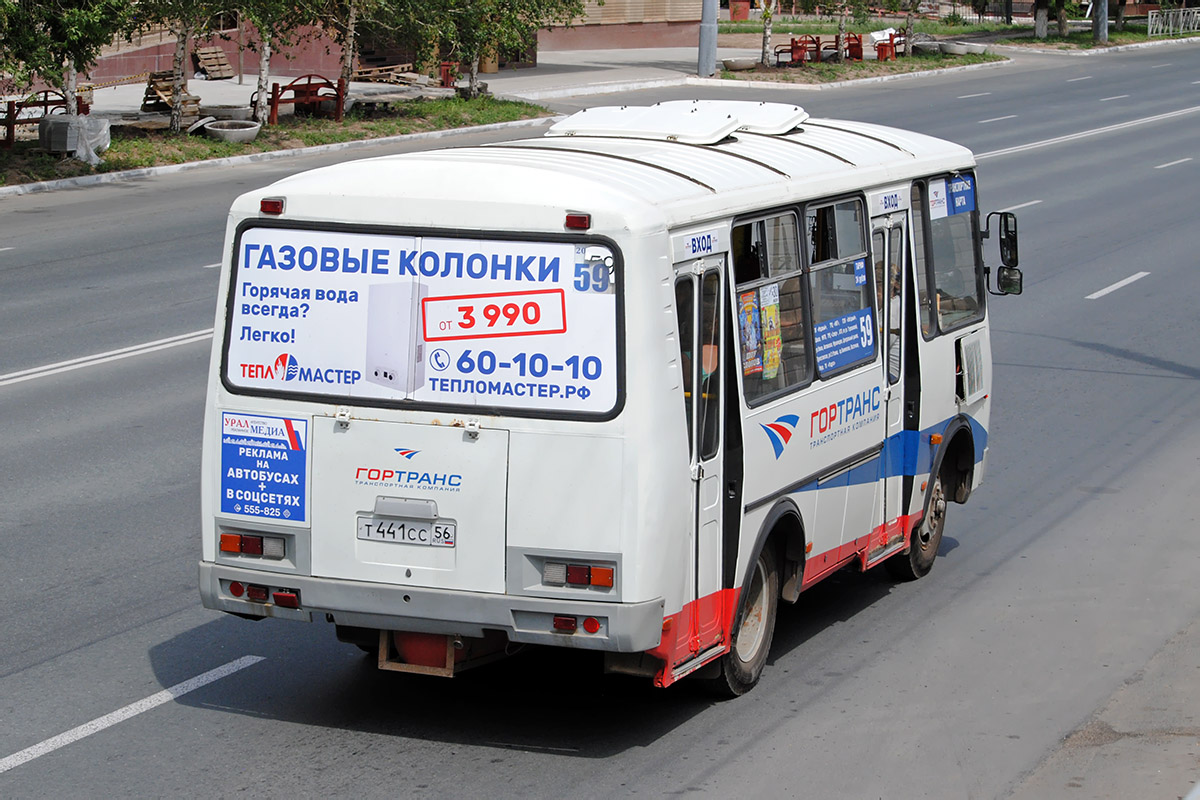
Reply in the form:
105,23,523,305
887,472,947,581
709,544,779,697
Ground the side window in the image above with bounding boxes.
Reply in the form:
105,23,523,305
733,213,811,405
806,198,876,376
910,183,936,338
912,176,985,336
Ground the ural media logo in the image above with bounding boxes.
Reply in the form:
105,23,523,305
760,415,800,459
395,448,420,459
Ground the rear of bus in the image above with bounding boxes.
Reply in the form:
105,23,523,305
198,150,690,674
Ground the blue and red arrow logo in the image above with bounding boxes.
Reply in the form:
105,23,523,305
760,415,800,459
394,448,420,459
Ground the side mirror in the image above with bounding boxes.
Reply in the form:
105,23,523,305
996,266,1022,295
999,212,1018,267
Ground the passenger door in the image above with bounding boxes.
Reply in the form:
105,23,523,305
870,214,912,561
673,259,726,656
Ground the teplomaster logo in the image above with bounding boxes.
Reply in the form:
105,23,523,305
760,415,800,459
276,352,300,380
395,448,420,459
239,352,298,380
238,352,362,385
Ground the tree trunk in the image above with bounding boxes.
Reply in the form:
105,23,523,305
1115,0,1126,31
1055,0,1068,36
468,55,480,98
64,61,78,118
904,2,916,57
170,24,191,135
760,0,774,66
1035,0,1049,38
340,0,358,112
254,36,272,123
836,12,846,64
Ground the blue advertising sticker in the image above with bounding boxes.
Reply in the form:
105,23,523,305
813,307,876,373
220,412,308,521
853,258,867,286
948,174,975,216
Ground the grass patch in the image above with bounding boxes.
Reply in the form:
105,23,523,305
721,51,1005,83
1,95,549,187
996,23,1200,49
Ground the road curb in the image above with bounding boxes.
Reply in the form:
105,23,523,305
992,34,1200,56
0,116,561,199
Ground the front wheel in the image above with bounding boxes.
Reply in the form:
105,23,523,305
887,472,947,581
708,544,779,697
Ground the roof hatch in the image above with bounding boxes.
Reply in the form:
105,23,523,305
546,100,809,145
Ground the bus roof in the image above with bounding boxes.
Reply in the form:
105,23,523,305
251,101,977,232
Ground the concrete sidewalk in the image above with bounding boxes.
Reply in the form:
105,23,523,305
78,46,763,119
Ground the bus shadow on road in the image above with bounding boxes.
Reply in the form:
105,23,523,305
149,551,954,757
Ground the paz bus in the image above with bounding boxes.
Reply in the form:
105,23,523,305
199,100,1022,695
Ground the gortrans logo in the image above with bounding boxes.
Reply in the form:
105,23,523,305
760,415,800,460
394,448,420,459
354,464,463,492
238,352,362,385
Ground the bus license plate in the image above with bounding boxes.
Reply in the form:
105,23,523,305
357,517,456,548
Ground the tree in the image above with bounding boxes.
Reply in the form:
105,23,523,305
1034,0,1049,38
423,0,589,98
759,0,776,66
136,0,223,133
236,0,320,122
2,0,131,115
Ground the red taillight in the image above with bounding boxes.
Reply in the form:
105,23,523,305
564,213,591,230
240,535,263,556
582,617,601,634
246,584,269,602
260,197,285,215
272,591,300,609
565,564,591,586
228,581,245,598
552,615,577,632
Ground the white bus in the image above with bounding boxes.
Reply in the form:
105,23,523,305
200,101,1022,694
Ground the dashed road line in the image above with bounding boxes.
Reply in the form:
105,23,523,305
1086,272,1149,300
1154,157,1193,169
0,656,265,774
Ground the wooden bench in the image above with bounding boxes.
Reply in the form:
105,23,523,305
256,74,346,125
2,90,90,149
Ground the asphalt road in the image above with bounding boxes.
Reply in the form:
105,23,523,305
3,45,1200,797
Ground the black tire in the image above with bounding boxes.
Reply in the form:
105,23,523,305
886,471,947,581
708,543,780,697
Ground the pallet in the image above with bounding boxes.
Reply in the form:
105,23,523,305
140,70,200,120
351,62,419,84
193,46,234,79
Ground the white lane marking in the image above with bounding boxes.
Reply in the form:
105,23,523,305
0,656,264,775
202,262,221,269
1067,76,1093,82
979,115,1017,124
1154,157,1193,169
958,92,991,98
1151,63,1172,69
0,247,13,253
1100,95,1129,101
978,105,1200,159
1086,271,1149,300
0,329,214,388
998,200,1043,213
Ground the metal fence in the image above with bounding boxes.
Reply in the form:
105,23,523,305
1148,8,1200,35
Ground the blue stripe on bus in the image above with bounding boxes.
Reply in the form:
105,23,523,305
793,415,987,492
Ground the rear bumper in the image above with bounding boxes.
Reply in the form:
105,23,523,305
199,561,665,652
